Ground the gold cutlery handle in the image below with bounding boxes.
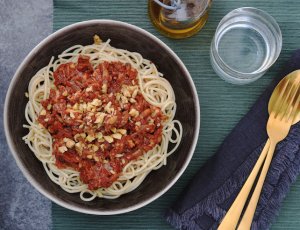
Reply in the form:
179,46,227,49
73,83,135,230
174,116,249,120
218,139,270,230
238,141,277,230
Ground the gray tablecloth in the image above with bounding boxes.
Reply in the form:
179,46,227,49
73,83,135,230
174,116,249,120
0,0,53,229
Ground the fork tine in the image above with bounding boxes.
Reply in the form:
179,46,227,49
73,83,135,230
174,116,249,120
271,78,290,117
277,78,300,119
286,83,300,123
274,80,293,119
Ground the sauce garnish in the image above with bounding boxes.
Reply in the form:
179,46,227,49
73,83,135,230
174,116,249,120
38,56,165,189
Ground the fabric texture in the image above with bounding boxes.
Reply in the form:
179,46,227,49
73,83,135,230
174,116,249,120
165,50,300,230
0,0,53,229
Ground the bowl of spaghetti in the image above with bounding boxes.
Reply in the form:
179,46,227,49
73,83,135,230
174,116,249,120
4,20,200,214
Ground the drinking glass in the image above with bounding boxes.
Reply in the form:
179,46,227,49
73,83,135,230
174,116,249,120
210,7,282,84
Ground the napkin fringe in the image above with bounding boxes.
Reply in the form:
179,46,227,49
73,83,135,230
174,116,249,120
166,125,300,230
253,138,300,230
166,143,264,230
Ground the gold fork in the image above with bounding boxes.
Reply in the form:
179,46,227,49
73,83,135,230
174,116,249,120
237,77,300,230
218,72,300,230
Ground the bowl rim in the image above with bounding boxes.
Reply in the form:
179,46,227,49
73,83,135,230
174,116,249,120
4,19,200,215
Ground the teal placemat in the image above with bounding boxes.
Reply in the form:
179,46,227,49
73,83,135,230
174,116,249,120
53,0,300,229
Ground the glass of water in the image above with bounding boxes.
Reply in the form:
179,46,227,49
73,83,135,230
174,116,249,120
210,7,282,84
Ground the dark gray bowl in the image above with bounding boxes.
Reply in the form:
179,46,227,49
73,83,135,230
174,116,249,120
4,20,200,215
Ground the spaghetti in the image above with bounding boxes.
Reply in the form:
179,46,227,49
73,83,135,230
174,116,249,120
23,36,182,200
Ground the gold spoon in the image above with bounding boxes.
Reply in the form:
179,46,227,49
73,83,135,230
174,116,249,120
218,70,300,230
238,70,300,229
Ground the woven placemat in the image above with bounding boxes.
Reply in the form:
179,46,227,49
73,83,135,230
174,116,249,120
53,0,300,229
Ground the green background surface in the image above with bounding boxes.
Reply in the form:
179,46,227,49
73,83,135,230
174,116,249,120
53,0,300,229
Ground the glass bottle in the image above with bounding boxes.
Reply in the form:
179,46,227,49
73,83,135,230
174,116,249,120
148,0,212,39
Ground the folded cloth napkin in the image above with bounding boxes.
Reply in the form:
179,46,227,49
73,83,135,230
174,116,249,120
0,0,52,229
165,50,300,230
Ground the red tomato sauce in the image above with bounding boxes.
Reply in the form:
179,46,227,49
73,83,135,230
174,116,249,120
38,56,165,190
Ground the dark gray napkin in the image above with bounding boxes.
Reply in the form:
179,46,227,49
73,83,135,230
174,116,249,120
165,50,300,230
0,0,52,229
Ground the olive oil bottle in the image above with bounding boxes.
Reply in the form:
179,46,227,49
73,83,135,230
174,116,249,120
148,0,212,39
